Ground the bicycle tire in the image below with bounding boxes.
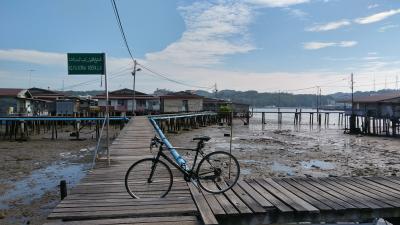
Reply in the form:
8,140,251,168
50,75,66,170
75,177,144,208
196,151,240,194
125,158,173,199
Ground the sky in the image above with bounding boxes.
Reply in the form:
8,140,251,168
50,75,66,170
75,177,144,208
1,0,400,94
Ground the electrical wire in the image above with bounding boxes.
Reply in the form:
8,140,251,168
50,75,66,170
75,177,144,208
111,0,135,62
63,65,133,90
137,62,215,90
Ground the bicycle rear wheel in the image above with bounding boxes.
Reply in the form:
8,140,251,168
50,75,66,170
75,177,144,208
125,158,173,199
196,151,240,194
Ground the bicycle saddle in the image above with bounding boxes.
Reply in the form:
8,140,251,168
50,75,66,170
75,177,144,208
193,136,211,142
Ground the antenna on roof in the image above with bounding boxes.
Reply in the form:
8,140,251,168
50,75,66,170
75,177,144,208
214,83,218,98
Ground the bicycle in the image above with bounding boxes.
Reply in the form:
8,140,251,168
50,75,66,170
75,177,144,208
125,135,240,199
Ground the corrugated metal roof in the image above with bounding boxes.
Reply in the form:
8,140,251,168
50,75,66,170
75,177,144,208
339,93,400,103
161,91,203,99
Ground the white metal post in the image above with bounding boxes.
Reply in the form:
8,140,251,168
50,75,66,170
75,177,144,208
132,60,137,116
104,53,110,166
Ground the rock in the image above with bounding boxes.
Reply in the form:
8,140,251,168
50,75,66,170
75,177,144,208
328,174,338,177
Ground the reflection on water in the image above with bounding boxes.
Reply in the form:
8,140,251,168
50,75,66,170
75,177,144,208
301,160,335,170
0,162,88,209
271,162,294,176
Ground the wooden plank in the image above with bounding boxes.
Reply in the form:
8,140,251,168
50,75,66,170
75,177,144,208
257,179,319,213
48,205,197,220
44,217,201,225
352,177,400,199
200,182,226,216
307,178,365,209
333,177,400,207
231,182,266,213
237,180,274,209
368,177,400,192
289,178,350,210
188,183,219,225
246,179,292,212
217,181,253,214
52,203,196,213
201,180,239,215
323,178,387,209
273,178,332,211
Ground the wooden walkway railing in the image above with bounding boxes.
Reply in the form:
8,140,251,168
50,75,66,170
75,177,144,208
44,115,400,225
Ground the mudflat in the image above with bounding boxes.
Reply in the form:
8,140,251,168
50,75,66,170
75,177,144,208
168,119,400,179
0,126,120,225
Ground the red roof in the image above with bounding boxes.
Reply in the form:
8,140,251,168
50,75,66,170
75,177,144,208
0,88,26,97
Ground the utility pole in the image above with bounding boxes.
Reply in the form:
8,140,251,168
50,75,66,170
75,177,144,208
131,60,141,116
396,75,399,90
278,90,281,111
350,73,355,133
27,69,35,88
316,86,320,124
214,83,218,98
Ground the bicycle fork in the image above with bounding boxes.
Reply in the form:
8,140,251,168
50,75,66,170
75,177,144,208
147,159,158,183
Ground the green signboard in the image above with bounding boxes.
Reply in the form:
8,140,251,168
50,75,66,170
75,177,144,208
67,53,105,75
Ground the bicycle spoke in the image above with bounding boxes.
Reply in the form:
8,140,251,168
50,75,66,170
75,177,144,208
125,158,173,199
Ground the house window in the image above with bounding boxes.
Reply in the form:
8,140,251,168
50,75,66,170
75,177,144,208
182,100,189,112
117,99,125,106
137,99,146,107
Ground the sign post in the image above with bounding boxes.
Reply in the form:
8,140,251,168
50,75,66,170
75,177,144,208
67,53,110,166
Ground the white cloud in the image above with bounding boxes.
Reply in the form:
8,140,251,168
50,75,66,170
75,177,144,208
306,20,351,32
303,41,357,50
378,24,399,32
0,49,65,65
246,0,309,8
355,9,400,24
339,41,357,47
145,1,255,67
285,8,308,19
0,49,133,73
367,4,379,9
303,42,336,50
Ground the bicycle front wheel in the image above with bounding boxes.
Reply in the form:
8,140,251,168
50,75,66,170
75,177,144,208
125,158,173,199
196,151,240,194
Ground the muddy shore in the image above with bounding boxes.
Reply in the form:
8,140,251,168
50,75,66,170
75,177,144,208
0,126,120,225
167,118,400,179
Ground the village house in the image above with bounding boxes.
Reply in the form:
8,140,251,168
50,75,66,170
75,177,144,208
203,97,250,114
94,88,160,116
0,88,32,116
160,91,203,113
342,93,400,118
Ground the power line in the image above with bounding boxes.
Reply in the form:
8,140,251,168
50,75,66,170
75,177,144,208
111,0,135,62
137,62,214,90
63,65,133,90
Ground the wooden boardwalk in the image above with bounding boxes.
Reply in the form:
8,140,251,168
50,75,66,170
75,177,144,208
45,116,201,225
191,177,400,224
45,115,400,225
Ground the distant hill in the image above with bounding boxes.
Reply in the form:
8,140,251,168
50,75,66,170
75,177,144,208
62,90,103,97
195,90,334,108
62,88,400,107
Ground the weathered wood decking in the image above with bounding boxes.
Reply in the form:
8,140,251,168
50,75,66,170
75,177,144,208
45,115,400,225
45,116,202,225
